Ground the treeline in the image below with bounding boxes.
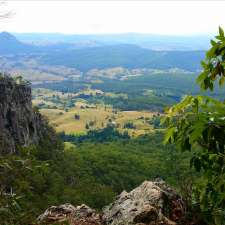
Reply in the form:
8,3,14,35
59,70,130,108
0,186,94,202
88,94,175,111
59,126,130,143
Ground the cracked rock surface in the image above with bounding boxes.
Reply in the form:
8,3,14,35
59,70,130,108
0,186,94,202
102,180,185,225
38,180,185,225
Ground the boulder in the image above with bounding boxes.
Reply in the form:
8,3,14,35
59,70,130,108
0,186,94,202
102,180,185,225
37,180,185,225
37,203,102,225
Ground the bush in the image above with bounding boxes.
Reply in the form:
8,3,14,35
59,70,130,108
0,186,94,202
124,122,136,129
74,114,80,120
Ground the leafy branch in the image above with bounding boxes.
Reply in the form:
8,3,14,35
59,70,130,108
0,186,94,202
163,27,225,225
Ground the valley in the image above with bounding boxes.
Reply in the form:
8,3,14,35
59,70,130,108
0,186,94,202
0,28,224,225
30,69,193,137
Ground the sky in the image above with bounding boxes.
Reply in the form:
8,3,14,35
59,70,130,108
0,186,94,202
1,0,225,35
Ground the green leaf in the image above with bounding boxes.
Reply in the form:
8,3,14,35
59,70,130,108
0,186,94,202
216,35,225,41
163,127,176,144
189,125,205,143
211,39,217,46
206,45,217,58
219,26,224,37
219,76,225,86
196,71,208,85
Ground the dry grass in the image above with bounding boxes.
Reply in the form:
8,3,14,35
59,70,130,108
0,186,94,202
38,104,154,136
33,88,156,136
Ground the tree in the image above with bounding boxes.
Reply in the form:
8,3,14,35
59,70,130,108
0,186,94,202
124,122,136,129
85,123,90,130
74,114,80,120
197,27,225,90
163,27,225,225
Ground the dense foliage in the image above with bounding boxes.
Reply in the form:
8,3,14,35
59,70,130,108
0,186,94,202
0,123,64,224
163,28,225,225
0,129,194,224
59,131,194,207
0,150,48,224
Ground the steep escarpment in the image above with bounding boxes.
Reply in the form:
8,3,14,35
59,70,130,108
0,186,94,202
0,75,48,154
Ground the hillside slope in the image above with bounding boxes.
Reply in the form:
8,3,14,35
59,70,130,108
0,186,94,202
0,32,205,72
39,44,205,72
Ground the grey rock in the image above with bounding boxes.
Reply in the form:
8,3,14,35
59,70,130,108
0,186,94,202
37,203,102,225
37,181,185,225
0,75,48,154
102,180,185,225
37,203,76,223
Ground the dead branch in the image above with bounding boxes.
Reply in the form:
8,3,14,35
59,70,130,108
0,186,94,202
0,1,13,20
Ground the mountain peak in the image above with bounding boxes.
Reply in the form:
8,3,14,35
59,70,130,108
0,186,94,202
0,31,36,54
0,31,18,41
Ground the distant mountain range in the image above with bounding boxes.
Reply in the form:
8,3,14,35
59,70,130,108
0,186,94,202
0,32,206,72
0,32,38,54
14,32,212,51
40,44,205,72
0,32,98,54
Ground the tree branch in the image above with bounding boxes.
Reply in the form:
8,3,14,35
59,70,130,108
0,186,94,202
0,1,13,20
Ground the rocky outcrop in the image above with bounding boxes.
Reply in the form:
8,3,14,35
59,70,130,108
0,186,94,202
37,203,102,225
0,75,48,154
37,180,185,225
102,180,185,225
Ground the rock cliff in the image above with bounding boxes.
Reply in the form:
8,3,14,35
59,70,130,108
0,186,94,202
38,180,185,225
0,74,47,154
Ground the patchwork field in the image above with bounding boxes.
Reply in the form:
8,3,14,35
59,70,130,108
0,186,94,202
39,105,155,136
32,88,161,136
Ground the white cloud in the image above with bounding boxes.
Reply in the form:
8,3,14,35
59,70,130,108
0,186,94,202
1,0,225,35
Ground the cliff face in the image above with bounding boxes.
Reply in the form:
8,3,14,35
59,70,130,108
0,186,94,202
0,75,47,154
